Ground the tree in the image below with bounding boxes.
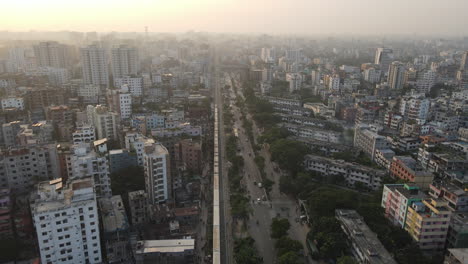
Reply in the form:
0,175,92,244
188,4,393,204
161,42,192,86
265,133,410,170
337,256,358,264
271,218,291,239
270,139,310,173
234,237,263,264
275,236,303,257
278,251,303,264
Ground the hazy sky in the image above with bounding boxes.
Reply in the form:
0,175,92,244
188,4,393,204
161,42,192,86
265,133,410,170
2,0,468,35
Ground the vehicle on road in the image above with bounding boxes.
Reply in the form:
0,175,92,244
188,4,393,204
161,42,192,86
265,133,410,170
257,182,262,188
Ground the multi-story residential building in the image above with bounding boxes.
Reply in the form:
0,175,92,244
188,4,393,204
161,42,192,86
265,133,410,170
23,87,65,112
78,84,101,104
381,183,427,228
416,70,437,94
107,88,132,119
310,70,321,85
389,156,434,190
303,103,335,119
98,195,132,263
286,73,302,92
128,190,148,225
400,96,430,123
86,105,120,141
151,123,202,138
304,154,386,190
81,45,109,88
446,211,468,248
33,41,70,68
405,198,452,250
111,45,139,80
429,180,468,212
328,75,340,91
125,132,154,166
374,148,395,169
143,142,171,205
445,248,468,264
174,139,202,174
0,188,13,238
0,144,60,192
1,97,24,110
261,96,301,107
387,61,406,90
374,47,394,74
30,177,102,264
47,67,70,86
68,144,112,198
260,82,272,94
363,67,381,83
335,209,397,264
395,137,421,152
282,123,341,143
134,239,195,264
354,125,389,161
72,124,95,145
113,76,143,97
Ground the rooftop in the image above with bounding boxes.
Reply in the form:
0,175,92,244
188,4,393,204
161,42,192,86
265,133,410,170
98,195,129,233
335,209,397,264
135,239,195,254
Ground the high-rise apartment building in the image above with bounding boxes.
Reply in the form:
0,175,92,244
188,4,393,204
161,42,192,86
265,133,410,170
111,45,139,79
86,105,120,141
33,41,69,68
143,142,171,205
388,61,405,90
460,51,468,71
30,177,102,264
68,144,112,198
374,48,394,75
113,76,143,97
354,125,389,160
107,87,132,119
81,45,109,88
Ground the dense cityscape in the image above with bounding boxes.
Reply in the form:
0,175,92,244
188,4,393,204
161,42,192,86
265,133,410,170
1,11,468,264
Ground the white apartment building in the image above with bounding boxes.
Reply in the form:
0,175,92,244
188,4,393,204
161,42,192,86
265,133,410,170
388,62,406,90
328,76,340,91
261,96,302,107
282,123,341,143
452,90,468,101
111,45,139,79
260,82,272,95
30,177,102,264
400,96,430,122
0,144,60,192
33,41,69,68
72,125,96,145
81,45,109,88
363,68,381,84
151,123,202,138
416,70,437,94
114,76,143,97
1,97,24,110
47,67,70,86
311,70,321,85
304,155,386,190
68,144,112,198
286,73,302,92
143,142,171,204
107,88,132,119
86,105,120,141
125,133,155,166
354,125,389,161
78,84,101,104
374,47,394,74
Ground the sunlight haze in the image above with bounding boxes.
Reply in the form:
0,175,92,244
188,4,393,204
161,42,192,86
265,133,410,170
2,0,468,35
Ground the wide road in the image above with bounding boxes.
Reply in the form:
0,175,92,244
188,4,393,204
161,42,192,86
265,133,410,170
229,73,316,264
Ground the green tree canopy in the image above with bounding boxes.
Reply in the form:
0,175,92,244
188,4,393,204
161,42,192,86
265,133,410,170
271,218,291,239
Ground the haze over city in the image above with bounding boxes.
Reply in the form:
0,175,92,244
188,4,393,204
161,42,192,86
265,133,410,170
2,0,468,35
